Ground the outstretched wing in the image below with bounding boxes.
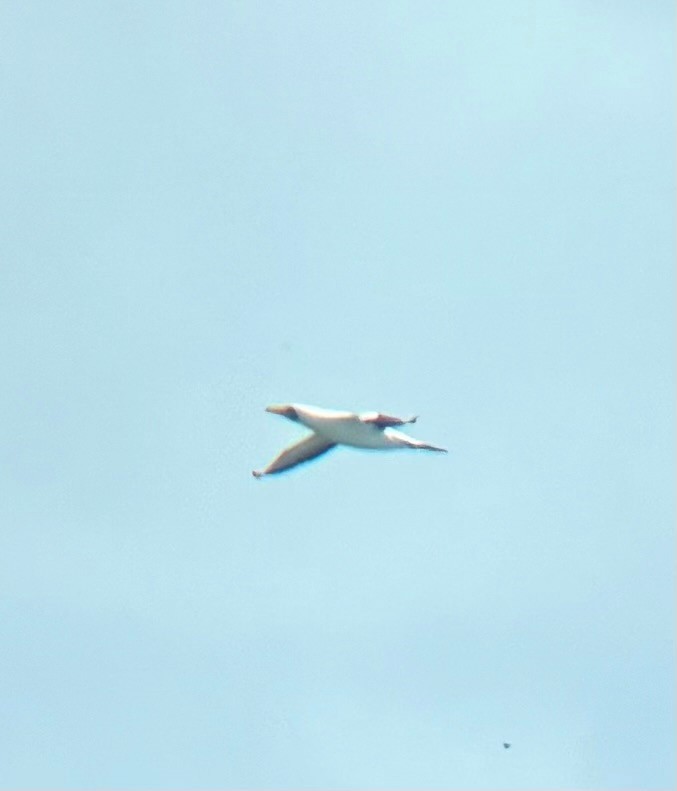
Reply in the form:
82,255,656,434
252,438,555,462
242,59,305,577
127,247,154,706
252,433,336,477
359,411,418,429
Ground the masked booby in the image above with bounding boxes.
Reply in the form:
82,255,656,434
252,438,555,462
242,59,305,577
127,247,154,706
252,403,447,478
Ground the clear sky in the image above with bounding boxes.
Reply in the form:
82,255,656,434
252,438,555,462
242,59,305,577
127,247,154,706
1,1,674,788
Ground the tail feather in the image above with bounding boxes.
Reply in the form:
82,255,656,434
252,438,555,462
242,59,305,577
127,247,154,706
418,443,447,452
384,428,447,452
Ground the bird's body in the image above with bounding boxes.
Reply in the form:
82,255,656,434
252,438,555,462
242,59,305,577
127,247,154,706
290,405,412,449
253,403,446,477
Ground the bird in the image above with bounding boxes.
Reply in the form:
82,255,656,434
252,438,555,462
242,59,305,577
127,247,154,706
503,743,511,749
252,403,447,478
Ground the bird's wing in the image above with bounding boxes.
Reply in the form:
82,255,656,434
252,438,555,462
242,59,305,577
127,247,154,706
358,411,417,428
252,433,336,477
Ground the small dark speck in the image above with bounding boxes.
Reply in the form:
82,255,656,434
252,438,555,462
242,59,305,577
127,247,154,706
503,743,511,749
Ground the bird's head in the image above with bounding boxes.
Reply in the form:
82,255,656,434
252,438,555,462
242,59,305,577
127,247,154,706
265,404,300,422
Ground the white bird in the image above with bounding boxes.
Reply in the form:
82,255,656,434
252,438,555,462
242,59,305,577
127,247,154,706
253,403,447,478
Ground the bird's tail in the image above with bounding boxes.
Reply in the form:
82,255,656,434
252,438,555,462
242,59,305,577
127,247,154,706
385,429,447,452
416,442,447,452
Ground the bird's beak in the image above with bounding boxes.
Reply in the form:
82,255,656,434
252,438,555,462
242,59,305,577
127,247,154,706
265,404,289,415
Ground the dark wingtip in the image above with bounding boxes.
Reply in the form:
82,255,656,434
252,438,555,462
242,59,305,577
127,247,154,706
252,470,264,478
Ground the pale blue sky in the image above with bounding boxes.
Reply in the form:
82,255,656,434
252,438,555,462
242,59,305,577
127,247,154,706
1,1,674,788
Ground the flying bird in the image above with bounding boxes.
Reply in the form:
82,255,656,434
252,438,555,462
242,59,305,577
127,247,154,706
252,403,447,478
503,743,511,749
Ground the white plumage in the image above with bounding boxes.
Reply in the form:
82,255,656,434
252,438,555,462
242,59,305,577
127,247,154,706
253,403,447,478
